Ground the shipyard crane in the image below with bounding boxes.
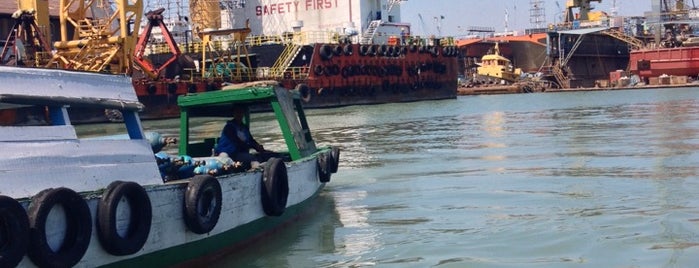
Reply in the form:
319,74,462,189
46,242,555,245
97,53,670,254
564,0,601,22
1,0,56,66
48,0,143,74
0,9,52,66
133,8,182,79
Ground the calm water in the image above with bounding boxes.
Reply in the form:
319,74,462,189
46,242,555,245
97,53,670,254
89,87,699,267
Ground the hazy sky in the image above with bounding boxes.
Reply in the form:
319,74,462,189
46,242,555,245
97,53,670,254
400,0,654,37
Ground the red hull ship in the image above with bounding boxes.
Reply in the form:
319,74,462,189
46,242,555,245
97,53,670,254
132,40,459,120
130,2,459,121
1,0,458,124
630,46,699,79
629,0,699,83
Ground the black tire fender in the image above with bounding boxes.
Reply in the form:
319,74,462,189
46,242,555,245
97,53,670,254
330,146,341,173
343,44,353,56
27,187,92,268
319,45,333,60
261,158,289,216
295,83,312,102
147,84,157,95
359,45,369,56
333,45,343,56
0,195,30,268
184,175,222,234
313,65,324,76
97,181,152,256
379,44,388,56
188,83,197,93
167,83,177,95
317,153,332,183
368,45,377,56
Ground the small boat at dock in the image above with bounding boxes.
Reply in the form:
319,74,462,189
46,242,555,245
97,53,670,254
0,66,340,267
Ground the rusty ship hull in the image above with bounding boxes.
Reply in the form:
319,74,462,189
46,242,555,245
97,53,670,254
629,46,699,79
547,28,630,88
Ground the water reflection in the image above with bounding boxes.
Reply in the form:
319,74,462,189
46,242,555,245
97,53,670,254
73,88,699,266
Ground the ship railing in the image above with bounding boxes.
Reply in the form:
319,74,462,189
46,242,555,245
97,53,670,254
179,65,308,83
142,37,255,56
550,19,607,32
141,30,352,55
246,31,344,47
246,35,289,46
141,41,210,55
254,66,308,81
440,37,456,46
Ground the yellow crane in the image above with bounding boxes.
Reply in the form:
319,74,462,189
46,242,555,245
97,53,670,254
48,0,143,74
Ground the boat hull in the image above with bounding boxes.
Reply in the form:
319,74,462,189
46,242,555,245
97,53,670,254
547,31,630,88
458,33,548,74
13,158,325,267
629,46,699,78
278,43,459,108
1,66,338,268
127,42,459,121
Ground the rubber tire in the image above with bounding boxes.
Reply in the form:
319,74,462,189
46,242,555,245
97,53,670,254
27,187,92,268
330,146,341,173
319,45,333,60
97,181,152,256
0,195,30,268
261,158,289,217
317,153,332,183
314,65,324,76
295,83,312,102
343,44,353,56
184,175,222,234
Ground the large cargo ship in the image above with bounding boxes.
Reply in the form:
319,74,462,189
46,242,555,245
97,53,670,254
543,0,636,88
628,0,699,82
455,0,639,90
132,0,459,120
1,0,458,123
457,32,548,79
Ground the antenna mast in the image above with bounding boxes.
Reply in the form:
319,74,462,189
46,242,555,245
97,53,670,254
530,0,546,29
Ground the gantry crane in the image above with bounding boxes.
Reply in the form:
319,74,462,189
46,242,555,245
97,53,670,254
48,0,143,74
133,8,182,79
564,0,601,22
1,0,54,66
0,9,52,66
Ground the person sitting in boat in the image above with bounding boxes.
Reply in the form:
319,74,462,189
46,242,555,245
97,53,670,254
214,105,273,169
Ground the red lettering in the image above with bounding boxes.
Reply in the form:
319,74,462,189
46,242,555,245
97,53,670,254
257,0,338,16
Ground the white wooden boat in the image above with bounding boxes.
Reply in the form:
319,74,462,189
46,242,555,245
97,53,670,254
0,66,339,267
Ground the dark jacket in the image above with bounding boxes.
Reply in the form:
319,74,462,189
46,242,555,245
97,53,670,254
214,120,261,156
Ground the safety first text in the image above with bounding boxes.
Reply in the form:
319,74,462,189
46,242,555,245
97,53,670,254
256,0,339,16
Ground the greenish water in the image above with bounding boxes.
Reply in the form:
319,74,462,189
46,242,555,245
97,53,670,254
88,87,699,267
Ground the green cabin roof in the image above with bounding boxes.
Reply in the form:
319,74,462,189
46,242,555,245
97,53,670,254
176,82,317,161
